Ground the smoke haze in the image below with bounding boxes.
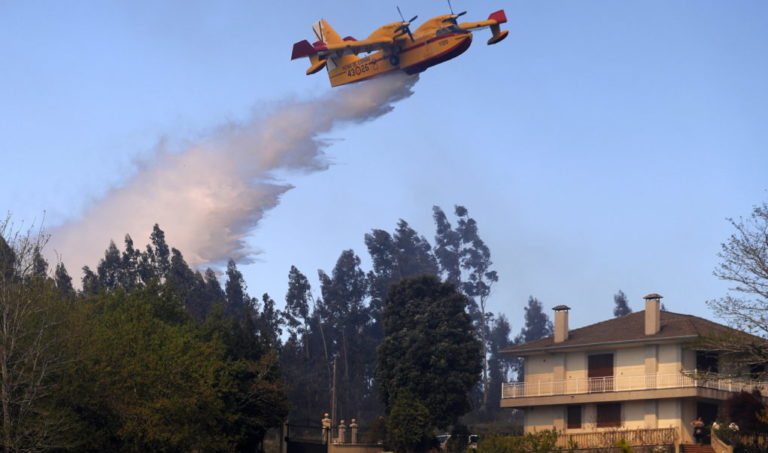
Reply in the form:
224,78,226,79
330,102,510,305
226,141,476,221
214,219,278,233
49,73,418,271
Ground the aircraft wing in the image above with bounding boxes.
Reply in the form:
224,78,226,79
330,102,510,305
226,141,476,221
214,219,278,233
291,36,395,60
458,10,508,45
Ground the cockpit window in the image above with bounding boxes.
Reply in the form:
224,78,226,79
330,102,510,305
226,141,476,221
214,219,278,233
436,25,463,35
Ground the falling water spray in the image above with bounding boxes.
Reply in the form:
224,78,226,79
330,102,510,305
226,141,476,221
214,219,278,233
49,73,418,270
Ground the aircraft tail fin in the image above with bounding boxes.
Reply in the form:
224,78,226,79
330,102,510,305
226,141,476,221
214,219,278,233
487,10,509,45
312,19,358,72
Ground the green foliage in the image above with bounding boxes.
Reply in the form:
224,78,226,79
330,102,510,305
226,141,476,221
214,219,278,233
60,286,288,451
614,438,632,453
377,275,482,430
387,392,433,453
477,431,559,453
516,297,553,344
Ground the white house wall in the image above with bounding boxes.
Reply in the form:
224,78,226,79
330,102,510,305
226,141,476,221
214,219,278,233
615,347,646,378
658,344,684,375
524,406,561,433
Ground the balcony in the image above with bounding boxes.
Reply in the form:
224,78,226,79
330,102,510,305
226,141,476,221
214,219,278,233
501,372,768,406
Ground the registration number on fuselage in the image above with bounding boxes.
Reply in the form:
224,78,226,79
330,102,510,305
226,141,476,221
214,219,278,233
345,56,379,78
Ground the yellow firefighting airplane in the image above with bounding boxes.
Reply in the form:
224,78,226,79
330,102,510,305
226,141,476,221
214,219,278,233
291,6,509,87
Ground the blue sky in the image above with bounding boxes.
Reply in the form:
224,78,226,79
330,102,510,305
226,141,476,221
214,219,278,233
1,1,766,332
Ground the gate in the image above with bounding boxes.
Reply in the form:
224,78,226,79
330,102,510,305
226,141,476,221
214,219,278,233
286,424,327,453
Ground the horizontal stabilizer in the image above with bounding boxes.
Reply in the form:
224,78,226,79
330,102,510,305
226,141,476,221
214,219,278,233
487,29,508,45
306,59,327,75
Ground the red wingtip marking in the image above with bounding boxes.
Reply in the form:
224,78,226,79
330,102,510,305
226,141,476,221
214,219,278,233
488,10,507,24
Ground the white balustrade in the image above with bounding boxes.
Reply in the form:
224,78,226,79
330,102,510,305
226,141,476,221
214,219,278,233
501,371,768,399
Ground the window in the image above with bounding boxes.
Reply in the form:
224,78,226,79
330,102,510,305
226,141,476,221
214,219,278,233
596,403,621,428
588,353,614,392
696,351,719,373
567,405,582,429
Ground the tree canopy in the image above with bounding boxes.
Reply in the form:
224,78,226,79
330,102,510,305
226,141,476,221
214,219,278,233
376,275,482,430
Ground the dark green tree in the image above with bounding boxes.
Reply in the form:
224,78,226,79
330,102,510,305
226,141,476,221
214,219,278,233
149,223,171,278
283,265,312,341
225,259,252,318
432,206,462,285
317,250,373,421
31,245,48,278
81,266,101,296
387,392,433,453
96,241,122,290
516,296,553,344
487,314,513,412
259,293,282,349
377,275,481,430
365,220,439,315
455,205,498,411
613,290,632,317
119,234,141,289
513,297,553,381
54,262,75,296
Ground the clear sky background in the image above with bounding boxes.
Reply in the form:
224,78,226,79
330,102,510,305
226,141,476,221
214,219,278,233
1,1,766,333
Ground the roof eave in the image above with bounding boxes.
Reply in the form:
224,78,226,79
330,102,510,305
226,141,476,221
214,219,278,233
501,334,700,356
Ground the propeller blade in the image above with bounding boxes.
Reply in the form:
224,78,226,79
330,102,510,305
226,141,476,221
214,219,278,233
448,0,454,15
397,6,405,22
409,15,418,23
456,11,466,18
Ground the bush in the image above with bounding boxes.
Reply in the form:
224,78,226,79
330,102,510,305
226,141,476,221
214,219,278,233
477,430,558,453
387,392,433,453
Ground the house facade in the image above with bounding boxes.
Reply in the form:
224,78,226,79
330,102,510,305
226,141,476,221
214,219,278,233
500,294,767,448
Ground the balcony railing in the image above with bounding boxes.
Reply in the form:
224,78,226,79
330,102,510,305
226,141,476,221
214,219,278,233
501,371,768,399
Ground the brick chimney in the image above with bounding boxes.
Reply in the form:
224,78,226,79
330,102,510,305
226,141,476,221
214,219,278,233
643,293,662,335
552,305,570,343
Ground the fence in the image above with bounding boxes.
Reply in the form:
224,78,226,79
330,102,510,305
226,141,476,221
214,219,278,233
556,428,678,449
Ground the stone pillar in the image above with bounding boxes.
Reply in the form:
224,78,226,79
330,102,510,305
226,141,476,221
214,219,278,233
350,419,358,444
337,420,346,444
322,413,331,444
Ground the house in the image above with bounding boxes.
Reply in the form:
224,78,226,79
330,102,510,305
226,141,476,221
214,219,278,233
500,294,768,450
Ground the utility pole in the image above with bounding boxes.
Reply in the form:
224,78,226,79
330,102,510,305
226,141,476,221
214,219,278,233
331,356,337,427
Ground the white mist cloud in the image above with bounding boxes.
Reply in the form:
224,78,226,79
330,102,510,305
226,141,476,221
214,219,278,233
49,73,418,271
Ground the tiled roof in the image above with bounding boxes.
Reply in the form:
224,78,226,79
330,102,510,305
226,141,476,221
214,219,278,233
501,310,746,355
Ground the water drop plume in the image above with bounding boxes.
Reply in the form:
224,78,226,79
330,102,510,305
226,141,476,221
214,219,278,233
49,73,418,270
